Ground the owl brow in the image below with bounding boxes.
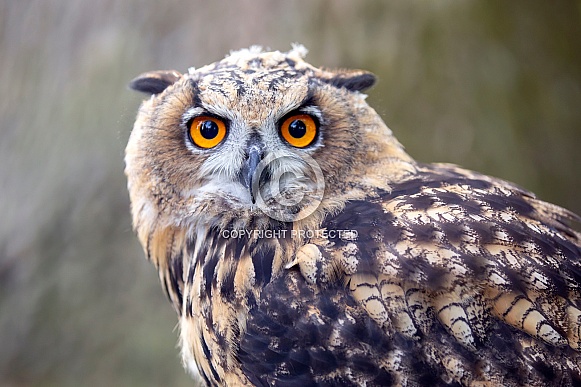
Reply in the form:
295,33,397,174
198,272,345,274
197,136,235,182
300,86,318,109
291,88,325,124
189,80,203,109
181,81,230,124
271,87,319,124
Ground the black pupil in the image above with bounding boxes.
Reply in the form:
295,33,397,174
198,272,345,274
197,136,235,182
288,119,307,138
200,120,219,139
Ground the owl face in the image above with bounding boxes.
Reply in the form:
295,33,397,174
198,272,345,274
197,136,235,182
181,63,326,221
126,46,394,228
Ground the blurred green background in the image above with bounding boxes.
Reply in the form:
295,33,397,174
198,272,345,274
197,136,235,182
1,1,580,385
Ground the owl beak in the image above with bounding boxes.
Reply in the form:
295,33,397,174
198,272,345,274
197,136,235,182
239,144,263,204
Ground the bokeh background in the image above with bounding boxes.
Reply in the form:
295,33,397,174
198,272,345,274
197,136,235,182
1,1,580,385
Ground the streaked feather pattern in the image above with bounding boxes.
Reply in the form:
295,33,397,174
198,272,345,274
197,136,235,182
125,46,581,386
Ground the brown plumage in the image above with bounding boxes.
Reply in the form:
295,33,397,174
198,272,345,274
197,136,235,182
125,45,581,386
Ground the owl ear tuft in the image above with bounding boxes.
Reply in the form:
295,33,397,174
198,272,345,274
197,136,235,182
129,70,182,94
319,70,376,92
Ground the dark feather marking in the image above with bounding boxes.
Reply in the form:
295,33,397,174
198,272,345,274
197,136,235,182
169,249,184,307
519,305,538,328
541,264,569,298
220,237,242,301
288,349,311,375
407,194,437,211
233,234,247,261
532,360,558,382
353,282,377,291
436,302,464,315
246,289,257,310
199,367,212,387
460,255,490,282
372,369,395,385
308,348,338,375
422,261,451,290
323,200,385,238
348,354,379,375
410,223,440,243
251,243,275,285
559,237,581,260
502,194,535,215
433,190,465,206
437,221,466,244
185,297,193,318
219,267,237,301
215,331,228,353
500,221,530,245
501,294,528,319
203,306,214,339
199,231,222,296
410,358,443,387
459,199,485,216
323,200,386,273
187,260,197,285
200,334,221,383
189,80,202,107
533,235,561,258
186,234,197,260
469,220,496,245
318,296,340,320
482,193,515,212
450,315,471,329
203,253,219,297
501,264,533,296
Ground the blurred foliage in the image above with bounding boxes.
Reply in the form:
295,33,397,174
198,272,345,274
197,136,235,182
1,0,580,385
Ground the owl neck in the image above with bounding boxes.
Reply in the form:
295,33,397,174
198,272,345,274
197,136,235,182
180,220,295,384
185,218,294,287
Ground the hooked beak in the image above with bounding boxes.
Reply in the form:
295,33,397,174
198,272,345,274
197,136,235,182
239,142,264,204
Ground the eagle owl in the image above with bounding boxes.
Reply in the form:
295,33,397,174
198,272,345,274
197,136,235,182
125,45,581,386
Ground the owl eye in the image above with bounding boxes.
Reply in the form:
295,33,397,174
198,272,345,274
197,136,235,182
188,116,227,149
280,114,318,148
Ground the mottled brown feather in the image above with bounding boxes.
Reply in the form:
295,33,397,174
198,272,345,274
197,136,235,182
125,46,581,386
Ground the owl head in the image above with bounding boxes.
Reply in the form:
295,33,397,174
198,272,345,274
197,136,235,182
125,45,411,233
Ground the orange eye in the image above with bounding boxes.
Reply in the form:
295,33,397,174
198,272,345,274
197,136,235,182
280,114,318,148
188,116,227,149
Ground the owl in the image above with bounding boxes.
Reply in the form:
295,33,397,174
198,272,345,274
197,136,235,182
125,45,581,386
